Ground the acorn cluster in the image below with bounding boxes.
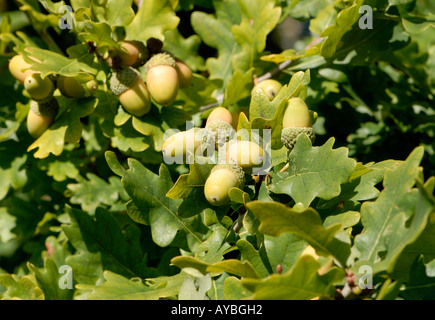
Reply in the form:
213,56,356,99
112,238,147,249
108,40,193,117
8,53,98,139
162,106,264,207
7,39,193,140
162,78,317,208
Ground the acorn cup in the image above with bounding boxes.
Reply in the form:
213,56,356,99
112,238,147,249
144,53,179,106
8,54,35,84
57,76,98,99
280,97,317,151
204,163,245,207
205,107,235,149
27,98,59,139
110,67,151,117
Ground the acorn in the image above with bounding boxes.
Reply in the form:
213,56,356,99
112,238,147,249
8,54,35,84
204,163,245,206
107,40,149,68
162,128,204,159
252,79,282,101
27,98,59,139
226,140,264,172
24,73,54,102
281,97,316,151
205,107,235,148
57,76,98,99
110,67,151,117
175,58,193,88
145,53,179,106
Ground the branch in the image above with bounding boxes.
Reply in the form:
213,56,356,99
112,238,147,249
199,36,325,112
199,59,293,111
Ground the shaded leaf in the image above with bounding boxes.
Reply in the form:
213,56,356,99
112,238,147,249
268,135,356,207
223,276,251,299
67,173,127,214
354,147,433,274
27,97,98,159
263,233,306,274
62,206,150,279
178,274,211,300
0,273,44,300
27,258,73,300
166,161,215,218
222,68,254,108
77,271,186,300
163,28,205,71
191,0,241,86
242,255,343,300
400,257,435,300
105,151,206,247
237,239,270,278
21,47,97,78
171,256,260,279
125,0,179,42
246,201,350,267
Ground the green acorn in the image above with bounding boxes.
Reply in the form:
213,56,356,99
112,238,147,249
24,73,55,102
110,67,151,117
252,79,282,101
205,107,235,148
204,163,245,207
27,98,59,139
57,76,98,99
281,97,316,150
8,54,35,84
145,53,179,106
226,139,264,172
175,58,193,88
107,40,149,69
121,40,149,68
162,128,202,158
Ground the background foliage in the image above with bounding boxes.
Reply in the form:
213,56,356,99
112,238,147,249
0,0,434,300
